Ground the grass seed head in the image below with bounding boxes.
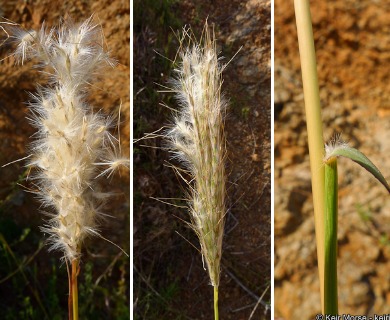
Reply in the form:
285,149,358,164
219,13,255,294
7,17,126,262
166,23,227,287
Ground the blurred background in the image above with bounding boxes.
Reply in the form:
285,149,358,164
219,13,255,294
133,0,270,319
275,1,390,319
0,0,129,318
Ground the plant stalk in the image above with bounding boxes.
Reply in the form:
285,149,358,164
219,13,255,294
72,259,79,320
294,0,325,312
324,158,338,314
67,260,73,320
214,286,219,320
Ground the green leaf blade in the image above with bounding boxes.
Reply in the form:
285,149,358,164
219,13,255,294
326,146,390,193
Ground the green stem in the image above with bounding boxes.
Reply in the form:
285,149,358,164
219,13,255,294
214,286,219,320
294,0,325,311
324,158,338,314
72,259,79,320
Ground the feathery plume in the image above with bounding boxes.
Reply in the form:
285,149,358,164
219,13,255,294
6,17,126,262
166,23,227,288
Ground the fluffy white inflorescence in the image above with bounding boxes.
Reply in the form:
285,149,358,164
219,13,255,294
10,17,126,262
166,25,227,287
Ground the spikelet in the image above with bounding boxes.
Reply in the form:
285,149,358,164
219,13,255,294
166,23,227,287
7,17,127,262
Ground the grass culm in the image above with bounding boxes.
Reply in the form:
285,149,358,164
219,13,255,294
294,0,390,315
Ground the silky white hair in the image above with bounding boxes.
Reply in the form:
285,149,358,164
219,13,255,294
166,24,227,287
7,17,128,262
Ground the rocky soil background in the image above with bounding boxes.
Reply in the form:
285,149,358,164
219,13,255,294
275,1,390,319
0,0,129,318
134,0,270,319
